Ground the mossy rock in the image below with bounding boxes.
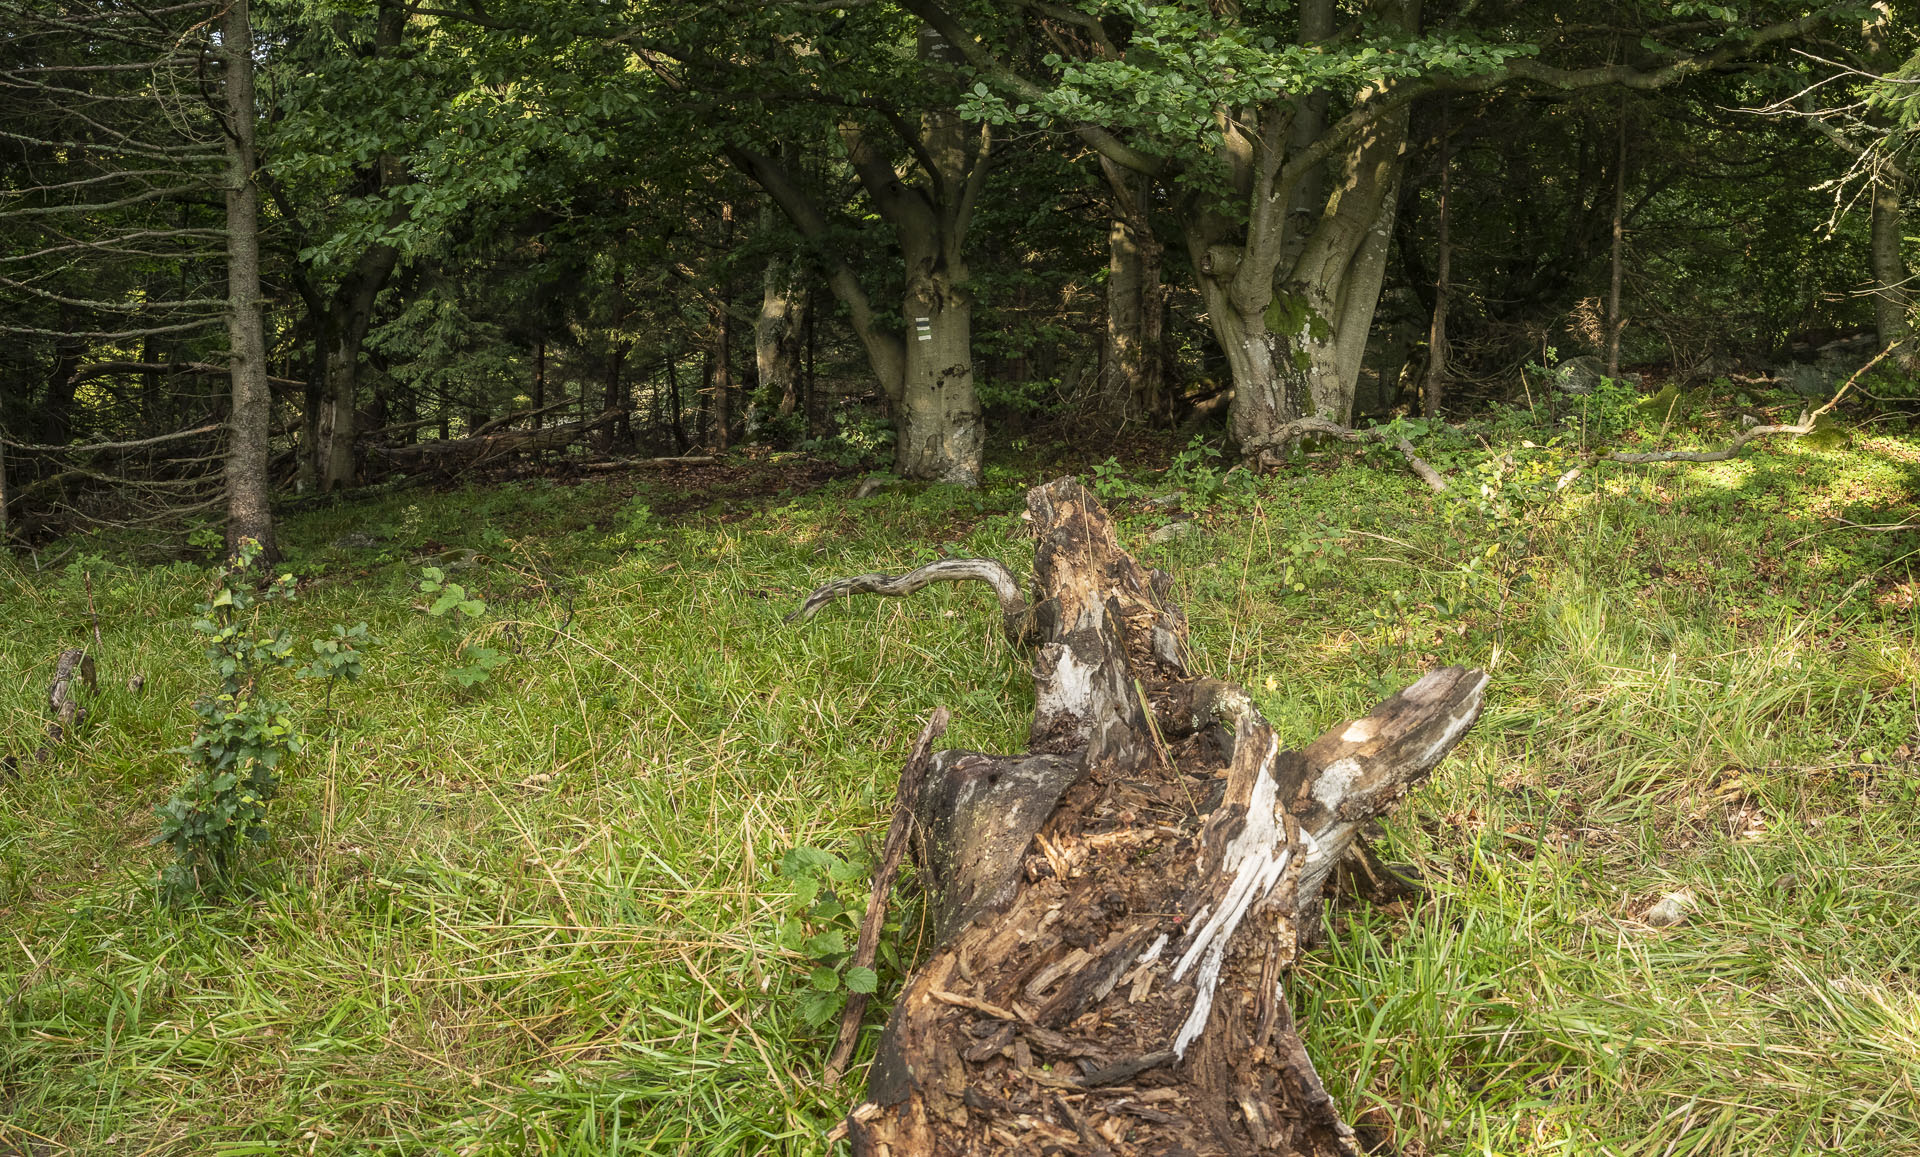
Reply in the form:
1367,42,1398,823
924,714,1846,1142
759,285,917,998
1635,384,1686,419
1799,413,1851,450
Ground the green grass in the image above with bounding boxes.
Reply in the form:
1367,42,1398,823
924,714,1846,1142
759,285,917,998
2,412,1917,1155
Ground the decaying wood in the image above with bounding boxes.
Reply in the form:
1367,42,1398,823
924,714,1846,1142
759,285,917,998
367,408,624,476
34,649,95,763
572,454,718,472
790,478,1486,1156
827,707,952,1083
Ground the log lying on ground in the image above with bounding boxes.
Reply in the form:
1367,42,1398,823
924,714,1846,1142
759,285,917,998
792,479,1486,1156
366,408,624,476
34,649,95,763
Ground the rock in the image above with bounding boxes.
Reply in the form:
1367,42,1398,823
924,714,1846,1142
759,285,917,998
855,475,892,499
1149,521,1194,545
1147,492,1187,511
1551,355,1607,395
1774,363,1832,398
333,532,378,549
1644,889,1694,928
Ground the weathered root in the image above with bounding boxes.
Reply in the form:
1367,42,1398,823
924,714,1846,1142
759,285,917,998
1246,417,1448,492
787,557,1034,644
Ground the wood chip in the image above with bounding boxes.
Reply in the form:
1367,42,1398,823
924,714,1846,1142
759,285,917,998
930,988,1023,1021
1023,948,1093,1001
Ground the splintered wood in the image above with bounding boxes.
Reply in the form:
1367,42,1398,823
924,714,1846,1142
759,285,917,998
792,478,1486,1156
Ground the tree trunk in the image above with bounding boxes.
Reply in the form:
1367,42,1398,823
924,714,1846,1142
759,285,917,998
757,253,809,421
316,323,362,489
714,301,733,452
1099,159,1165,428
533,339,546,429
791,480,1486,1155
667,346,688,452
220,0,275,560
896,231,983,484
730,26,989,485
1423,103,1451,421
1183,88,1408,465
1870,172,1914,370
1605,97,1628,378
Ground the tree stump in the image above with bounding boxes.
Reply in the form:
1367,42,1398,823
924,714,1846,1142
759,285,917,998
792,479,1486,1156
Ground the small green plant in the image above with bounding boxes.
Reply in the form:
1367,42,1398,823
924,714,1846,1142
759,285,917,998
418,565,507,687
1165,436,1225,500
799,414,895,468
154,540,371,902
773,845,887,1028
1089,456,1134,501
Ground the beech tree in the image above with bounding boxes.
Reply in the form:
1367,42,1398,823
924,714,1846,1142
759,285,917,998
912,0,1855,465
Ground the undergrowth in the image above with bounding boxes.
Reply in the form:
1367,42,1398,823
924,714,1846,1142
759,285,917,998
0,399,1916,1155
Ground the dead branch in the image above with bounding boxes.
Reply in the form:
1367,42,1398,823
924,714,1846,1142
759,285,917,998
1250,417,1450,492
787,557,1034,644
32,649,95,763
827,707,951,1083
1605,342,1896,465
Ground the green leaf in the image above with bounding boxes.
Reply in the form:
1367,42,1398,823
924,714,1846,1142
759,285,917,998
843,966,879,994
798,988,843,1027
810,965,842,992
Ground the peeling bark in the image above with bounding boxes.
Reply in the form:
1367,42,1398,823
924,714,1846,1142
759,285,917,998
793,479,1486,1155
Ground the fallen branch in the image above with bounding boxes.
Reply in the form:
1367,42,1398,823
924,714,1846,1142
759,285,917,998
784,557,1034,644
1249,417,1450,492
826,707,951,1083
572,454,718,472
2,421,221,454
367,409,624,476
469,399,577,439
1605,342,1897,465
33,649,95,763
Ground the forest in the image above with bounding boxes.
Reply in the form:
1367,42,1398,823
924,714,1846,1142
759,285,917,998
3,0,1920,1154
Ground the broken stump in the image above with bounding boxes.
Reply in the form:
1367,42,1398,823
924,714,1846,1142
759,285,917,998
791,478,1485,1156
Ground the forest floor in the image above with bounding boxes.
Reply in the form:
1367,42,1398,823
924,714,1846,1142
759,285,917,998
2,388,1918,1156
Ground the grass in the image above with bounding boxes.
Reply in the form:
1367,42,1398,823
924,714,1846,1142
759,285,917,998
1,394,1917,1155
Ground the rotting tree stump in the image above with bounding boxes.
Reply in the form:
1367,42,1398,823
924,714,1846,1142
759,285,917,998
790,479,1486,1156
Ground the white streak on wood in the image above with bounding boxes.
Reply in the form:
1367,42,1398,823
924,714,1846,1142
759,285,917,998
1340,720,1376,743
1169,733,1302,1057
1137,933,1168,965
1310,756,1364,812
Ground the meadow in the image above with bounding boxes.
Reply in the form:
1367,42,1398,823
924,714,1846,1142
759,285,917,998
2,395,1917,1155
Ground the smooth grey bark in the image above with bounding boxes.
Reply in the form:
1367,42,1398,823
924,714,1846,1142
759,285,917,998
728,28,989,485
276,4,409,493
725,146,908,411
1605,97,1629,378
1173,0,1415,465
220,0,275,560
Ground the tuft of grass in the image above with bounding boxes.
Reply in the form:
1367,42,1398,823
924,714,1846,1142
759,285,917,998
1,426,1916,1154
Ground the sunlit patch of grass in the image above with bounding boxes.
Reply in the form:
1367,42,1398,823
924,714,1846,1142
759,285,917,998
1,436,1917,1153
